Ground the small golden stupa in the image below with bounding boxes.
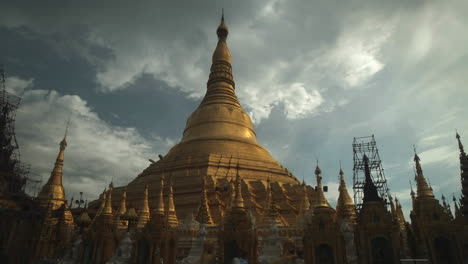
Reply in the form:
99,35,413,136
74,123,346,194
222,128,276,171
112,14,314,225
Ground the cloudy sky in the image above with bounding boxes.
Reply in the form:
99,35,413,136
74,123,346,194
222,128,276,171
1,0,467,218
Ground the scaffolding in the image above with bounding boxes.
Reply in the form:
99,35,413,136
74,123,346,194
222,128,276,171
352,135,390,211
0,66,39,195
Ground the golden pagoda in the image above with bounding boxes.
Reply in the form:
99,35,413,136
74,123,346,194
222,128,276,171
114,12,308,225
37,127,68,210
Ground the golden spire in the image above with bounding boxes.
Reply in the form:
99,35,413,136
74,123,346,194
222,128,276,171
196,169,214,225
413,147,435,199
228,178,236,209
232,162,245,209
212,10,231,63
262,175,283,226
336,168,356,222
395,197,406,224
337,168,354,207
314,164,329,208
200,11,238,109
102,186,113,215
155,176,165,215
117,187,127,216
37,125,68,209
166,176,179,227
298,181,311,214
97,189,106,214
137,185,150,228
174,10,265,149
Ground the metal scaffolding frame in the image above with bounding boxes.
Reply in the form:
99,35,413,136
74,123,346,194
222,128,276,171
0,66,40,195
352,135,390,211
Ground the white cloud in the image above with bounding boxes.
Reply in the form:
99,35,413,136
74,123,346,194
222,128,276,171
5,76,33,94
323,18,393,89
7,76,174,201
243,81,324,123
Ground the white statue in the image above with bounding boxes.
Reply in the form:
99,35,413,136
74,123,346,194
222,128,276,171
180,222,207,264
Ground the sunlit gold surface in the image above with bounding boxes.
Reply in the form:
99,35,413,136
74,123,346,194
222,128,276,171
113,14,310,225
414,153,435,199
37,135,67,210
314,165,330,208
336,168,356,223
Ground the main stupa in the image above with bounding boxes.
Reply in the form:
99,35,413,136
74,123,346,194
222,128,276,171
112,14,315,225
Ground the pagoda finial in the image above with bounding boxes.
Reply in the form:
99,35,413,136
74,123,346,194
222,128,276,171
299,179,311,214
314,162,329,208
337,167,354,207
102,186,113,215
196,169,213,225
60,119,69,150
166,175,179,227
409,179,415,199
137,185,150,228
155,175,165,215
232,161,245,209
456,131,465,156
265,175,283,226
216,9,228,41
413,146,434,199
117,187,127,216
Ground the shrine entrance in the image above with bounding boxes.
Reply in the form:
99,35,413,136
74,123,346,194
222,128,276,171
315,244,334,264
371,237,393,264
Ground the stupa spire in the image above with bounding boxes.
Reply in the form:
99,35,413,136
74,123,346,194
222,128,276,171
314,164,330,208
413,147,434,199
137,185,150,228
198,10,239,109
155,175,165,215
117,187,127,216
456,132,465,156
102,186,113,215
336,168,356,222
337,168,354,208
166,175,179,227
38,125,69,209
362,154,381,203
195,169,213,225
299,180,311,214
232,162,245,209
395,197,406,224
95,188,107,217
456,132,468,218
